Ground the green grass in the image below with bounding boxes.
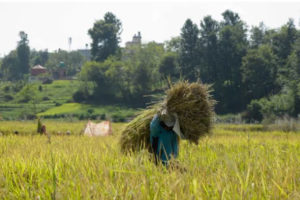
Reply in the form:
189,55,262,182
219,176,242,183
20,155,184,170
0,122,299,199
38,103,138,121
0,80,79,119
0,80,137,121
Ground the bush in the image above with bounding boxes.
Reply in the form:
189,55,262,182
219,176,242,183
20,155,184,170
3,85,10,92
73,90,86,102
54,101,61,106
42,96,50,101
42,78,53,84
242,100,263,123
4,94,14,101
38,85,43,91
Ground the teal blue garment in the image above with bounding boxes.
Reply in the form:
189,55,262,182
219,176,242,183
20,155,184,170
150,114,179,164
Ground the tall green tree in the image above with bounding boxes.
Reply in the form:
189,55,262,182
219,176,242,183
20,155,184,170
31,49,49,66
283,38,300,116
165,36,181,53
179,19,200,81
250,22,267,48
216,10,248,113
17,31,30,76
198,15,219,83
0,51,19,80
88,12,122,62
271,19,297,66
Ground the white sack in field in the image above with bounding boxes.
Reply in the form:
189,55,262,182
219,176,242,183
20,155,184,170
84,120,112,136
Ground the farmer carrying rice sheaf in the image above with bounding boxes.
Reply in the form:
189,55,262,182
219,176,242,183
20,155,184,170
150,108,184,165
120,81,215,166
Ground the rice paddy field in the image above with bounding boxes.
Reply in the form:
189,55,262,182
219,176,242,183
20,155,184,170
0,121,299,199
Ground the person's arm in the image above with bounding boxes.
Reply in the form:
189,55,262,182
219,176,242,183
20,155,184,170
172,134,179,158
150,114,160,144
150,114,161,164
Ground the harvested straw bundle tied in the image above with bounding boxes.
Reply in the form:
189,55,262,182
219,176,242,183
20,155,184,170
120,81,215,153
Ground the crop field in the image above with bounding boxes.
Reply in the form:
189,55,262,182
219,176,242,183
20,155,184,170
0,121,299,199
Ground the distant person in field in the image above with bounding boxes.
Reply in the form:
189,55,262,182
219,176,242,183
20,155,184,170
150,108,184,165
41,125,46,135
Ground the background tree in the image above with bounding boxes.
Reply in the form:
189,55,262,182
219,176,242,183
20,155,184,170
179,19,200,81
271,19,297,67
165,36,181,53
31,49,49,66
45,50,86,76
88,12,122,62
241,45,278,101
17,31,30,76
159,52,179,79
216,10,248,113
198,15,219,83
283,37,300,116
250,22,267,49
0,51,19,81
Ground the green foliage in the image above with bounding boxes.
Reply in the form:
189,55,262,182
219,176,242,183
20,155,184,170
17,31,30,75
0,31,30,81
216,10,248,113
0,51,19,80
159,52,179,79
79,42,165,106
0,80,80,120
179,19,200,81
88,12,122,62
241,45,279,100
165,36,181,53
38,103,137,122
255,87,295,121
198,15,219,83
1,9,300,120
30,49,49,66
45,50,86,77
271,19,297,66
242,100,263,123
250,22,267,48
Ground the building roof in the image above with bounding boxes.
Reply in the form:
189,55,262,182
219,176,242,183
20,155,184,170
32,65,46,70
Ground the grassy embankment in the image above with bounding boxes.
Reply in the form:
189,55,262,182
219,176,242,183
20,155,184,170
0,122,299,199
0,80,137,121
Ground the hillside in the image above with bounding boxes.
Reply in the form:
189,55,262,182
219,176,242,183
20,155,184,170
0,80,137,121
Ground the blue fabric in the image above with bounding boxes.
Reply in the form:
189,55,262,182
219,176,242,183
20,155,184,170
150,114,178,164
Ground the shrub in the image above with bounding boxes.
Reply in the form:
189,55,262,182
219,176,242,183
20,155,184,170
42,78,53,84
73,90,86,102
42,96,50,101
4,94,14,101
3,85,10,92
38,85,43,92
242,100,263,123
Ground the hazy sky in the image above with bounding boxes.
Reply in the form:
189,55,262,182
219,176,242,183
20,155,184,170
1,0,300,56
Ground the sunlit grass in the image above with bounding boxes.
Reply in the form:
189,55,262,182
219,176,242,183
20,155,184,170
0,122,299,199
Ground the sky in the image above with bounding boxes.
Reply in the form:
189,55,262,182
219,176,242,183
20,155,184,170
1,0,300,57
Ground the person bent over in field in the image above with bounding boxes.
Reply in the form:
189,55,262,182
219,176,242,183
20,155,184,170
150,108,185,166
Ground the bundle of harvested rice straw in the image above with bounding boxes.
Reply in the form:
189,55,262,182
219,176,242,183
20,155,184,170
120,81,215,153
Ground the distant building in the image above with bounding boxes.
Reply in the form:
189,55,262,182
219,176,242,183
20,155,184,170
125,32,142,48
31,65,47,76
